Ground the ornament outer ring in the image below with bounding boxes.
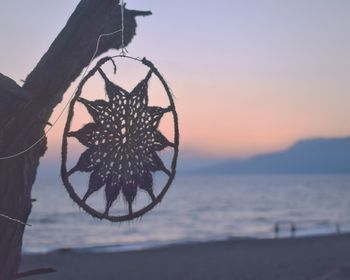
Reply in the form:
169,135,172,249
61,56,179,222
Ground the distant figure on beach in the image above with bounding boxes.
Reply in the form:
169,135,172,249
291,223,296,237
274,223,279,238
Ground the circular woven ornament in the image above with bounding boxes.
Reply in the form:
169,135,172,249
61,56,179,222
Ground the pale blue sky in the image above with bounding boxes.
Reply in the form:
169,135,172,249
1,0,349,157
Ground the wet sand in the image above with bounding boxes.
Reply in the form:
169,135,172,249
21,234,350,280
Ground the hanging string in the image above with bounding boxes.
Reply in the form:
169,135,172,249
120,0,128,56
0,0,126,160
0,213,32,227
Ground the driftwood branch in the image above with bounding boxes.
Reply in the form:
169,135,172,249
0,74,30,128
0,1,151,279
128,9,152,17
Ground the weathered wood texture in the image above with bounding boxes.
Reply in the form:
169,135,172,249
0,1,150,279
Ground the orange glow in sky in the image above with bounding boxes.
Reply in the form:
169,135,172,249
1,0,349,159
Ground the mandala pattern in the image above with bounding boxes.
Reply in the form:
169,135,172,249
67,69,174,215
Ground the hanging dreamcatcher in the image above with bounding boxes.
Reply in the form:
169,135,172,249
61,55,179,222
59,0,179,222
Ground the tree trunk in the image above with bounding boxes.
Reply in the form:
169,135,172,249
0,1,150,279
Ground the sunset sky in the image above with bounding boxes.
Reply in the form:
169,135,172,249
1,0,349,159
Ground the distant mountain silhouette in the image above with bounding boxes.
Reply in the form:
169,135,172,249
192,137,350,174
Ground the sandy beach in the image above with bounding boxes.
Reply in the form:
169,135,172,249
20,234,350,280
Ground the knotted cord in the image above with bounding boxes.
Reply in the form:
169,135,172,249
0,213,32,226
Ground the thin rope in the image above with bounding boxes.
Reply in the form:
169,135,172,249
0,213,32,226
120,0,128,55
0,1,126,160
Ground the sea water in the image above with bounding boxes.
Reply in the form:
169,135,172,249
23,174,350,253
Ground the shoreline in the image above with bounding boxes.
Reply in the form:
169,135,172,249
21,233,350,280
22,227,350,256
23,236,255,255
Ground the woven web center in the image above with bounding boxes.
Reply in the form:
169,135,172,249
67,69,174,215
